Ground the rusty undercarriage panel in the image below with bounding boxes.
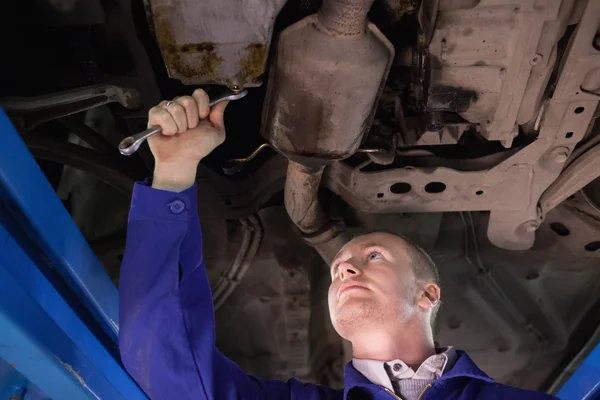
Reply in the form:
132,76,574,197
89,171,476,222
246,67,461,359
145,0,287,89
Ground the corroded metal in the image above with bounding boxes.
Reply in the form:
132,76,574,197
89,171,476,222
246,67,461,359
146,0,286,88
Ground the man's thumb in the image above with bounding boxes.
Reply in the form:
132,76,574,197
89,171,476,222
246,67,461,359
209,100,229,130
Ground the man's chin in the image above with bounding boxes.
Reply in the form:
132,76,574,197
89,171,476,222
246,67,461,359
332,299,382,338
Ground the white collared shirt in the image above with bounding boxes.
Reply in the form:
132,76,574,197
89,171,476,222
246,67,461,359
352,347,454,393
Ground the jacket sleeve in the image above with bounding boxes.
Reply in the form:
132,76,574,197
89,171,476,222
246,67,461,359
118,181,297,400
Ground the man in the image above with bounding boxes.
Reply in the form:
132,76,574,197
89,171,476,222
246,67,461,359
119,89,557,400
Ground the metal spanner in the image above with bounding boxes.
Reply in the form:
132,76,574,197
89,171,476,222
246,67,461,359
118,89,248,156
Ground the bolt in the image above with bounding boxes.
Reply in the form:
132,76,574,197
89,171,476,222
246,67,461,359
523,220,539,232
551,147,570,163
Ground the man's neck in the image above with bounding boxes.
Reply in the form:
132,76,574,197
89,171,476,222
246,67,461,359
350,319,436,368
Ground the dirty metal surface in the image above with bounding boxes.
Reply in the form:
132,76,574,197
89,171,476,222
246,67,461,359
427,0,570,142
486,0,600,250
146,0,286,88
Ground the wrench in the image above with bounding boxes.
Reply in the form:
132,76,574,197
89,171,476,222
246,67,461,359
118,89,248,156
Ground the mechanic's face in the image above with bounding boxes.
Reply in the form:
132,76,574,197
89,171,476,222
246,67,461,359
327,233,434,340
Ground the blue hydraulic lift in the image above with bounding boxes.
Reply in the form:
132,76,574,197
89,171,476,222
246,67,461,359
0,107,598,399
0,108,146,399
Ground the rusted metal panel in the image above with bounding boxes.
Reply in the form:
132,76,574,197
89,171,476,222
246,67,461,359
146,0,286,88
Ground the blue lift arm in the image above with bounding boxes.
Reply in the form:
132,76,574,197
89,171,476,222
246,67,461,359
0,109,146,398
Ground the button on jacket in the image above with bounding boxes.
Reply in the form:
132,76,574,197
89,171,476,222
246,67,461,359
119,181,558,400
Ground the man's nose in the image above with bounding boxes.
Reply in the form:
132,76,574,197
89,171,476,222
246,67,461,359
339,261,362,280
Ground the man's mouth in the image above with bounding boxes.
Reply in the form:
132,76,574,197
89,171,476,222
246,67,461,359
338,283,369,300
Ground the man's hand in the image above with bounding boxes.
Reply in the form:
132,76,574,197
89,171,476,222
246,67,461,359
147,89,228,192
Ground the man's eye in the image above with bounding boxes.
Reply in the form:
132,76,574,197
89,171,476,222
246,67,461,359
368,252,382,261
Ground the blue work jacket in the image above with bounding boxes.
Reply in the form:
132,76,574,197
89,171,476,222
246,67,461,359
119,182,558,400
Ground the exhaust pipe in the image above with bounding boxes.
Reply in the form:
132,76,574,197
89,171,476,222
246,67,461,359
284,161,348,263
263,0,394,261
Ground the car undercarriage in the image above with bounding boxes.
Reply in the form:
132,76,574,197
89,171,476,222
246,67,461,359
2,0,600,393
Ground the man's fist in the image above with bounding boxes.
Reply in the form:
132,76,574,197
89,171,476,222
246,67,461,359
147,89,228,192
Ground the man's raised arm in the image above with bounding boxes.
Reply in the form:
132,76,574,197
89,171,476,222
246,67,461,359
117,90,334,400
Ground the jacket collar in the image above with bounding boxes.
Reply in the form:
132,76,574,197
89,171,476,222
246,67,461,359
343,350,494,399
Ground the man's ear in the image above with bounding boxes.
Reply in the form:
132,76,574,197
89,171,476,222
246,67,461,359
416,282,441,310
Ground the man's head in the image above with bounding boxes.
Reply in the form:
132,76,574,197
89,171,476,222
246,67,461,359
327,232,441,342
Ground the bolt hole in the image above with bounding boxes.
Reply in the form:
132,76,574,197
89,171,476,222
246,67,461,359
390,182,411,194
475,190,484,196
585,241,600,252
377,192,384,198
447,316,461,330
574,107,585,114
565,131,574,138
425,182,446,193
497,345,510,353
525,271,540,281
594,34,600,51
550,222,570,237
